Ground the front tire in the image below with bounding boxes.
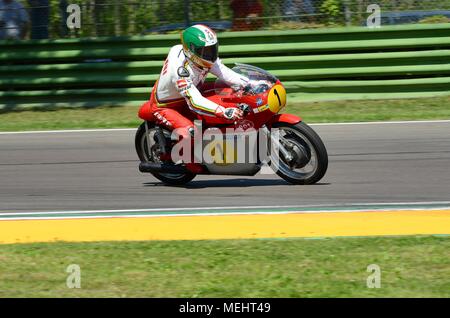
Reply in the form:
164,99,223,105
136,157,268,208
135,122,196,186
271,121,328,185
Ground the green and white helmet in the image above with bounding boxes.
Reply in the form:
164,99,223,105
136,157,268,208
181,24,218,69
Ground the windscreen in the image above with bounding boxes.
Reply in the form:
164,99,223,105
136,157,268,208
215,63,278,95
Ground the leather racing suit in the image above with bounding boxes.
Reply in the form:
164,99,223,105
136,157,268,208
145,44,249,138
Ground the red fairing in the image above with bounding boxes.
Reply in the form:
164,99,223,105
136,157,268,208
138,100,154,121
268,113,302,126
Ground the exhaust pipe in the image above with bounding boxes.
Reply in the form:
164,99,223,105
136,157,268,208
139,162,189,174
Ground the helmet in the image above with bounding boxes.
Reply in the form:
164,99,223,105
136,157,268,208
181,24,218,69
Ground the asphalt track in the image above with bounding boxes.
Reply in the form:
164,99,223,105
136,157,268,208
0,121,449,213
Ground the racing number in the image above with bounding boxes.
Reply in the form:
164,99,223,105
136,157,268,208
268,84,286,113
274,89,282,107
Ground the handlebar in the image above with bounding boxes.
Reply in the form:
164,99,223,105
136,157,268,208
238,103,252,115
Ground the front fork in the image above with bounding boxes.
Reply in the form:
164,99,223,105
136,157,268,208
260,125,294,163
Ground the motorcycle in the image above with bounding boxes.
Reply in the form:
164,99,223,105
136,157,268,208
135,64,328,185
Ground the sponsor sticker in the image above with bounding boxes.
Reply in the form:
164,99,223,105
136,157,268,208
177,66,190,78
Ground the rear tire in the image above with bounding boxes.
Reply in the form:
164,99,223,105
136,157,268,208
135,122,196,186
271,121,328,185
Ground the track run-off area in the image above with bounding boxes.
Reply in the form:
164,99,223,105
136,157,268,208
0,120,449,243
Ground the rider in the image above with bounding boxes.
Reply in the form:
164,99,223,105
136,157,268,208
145,24,250,139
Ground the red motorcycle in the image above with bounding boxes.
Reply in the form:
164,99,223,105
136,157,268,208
136,64,328,185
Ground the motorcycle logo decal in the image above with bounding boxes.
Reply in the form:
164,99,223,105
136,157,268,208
256,98,263,106
177,66,190,78
153,112,172,127
237,120,254,131
256,104,269,113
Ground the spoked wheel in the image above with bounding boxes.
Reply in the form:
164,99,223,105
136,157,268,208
135,122,196,185
270,121,328,185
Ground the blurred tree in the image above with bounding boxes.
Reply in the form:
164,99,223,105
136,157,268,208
35,0,450,39
320,0,343,25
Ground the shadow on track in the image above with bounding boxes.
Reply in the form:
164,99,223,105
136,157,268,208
143,178,330,189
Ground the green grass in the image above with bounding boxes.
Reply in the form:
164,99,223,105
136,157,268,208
287,96,450,123
0,236,448,297
0,96,449,131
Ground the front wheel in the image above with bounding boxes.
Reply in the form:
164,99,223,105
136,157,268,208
270,121,328,185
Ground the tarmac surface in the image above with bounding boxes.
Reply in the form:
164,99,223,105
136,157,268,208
1,121,449,213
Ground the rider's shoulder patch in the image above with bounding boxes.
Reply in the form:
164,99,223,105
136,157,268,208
177,66,190,78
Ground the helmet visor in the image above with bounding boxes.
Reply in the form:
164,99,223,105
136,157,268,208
193,43,218,63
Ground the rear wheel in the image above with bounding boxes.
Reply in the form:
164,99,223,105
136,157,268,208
135,122,196,185
270,121,328,185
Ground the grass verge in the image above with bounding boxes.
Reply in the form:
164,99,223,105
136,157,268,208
0,236,448,297
0,96,449,131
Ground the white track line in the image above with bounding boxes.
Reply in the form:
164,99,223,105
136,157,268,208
311,120,450,126
0,128,134,135
0,120,449,135
1,201,450,217
2,207,450,221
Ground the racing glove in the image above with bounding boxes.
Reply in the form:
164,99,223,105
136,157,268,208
215,106,244,121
